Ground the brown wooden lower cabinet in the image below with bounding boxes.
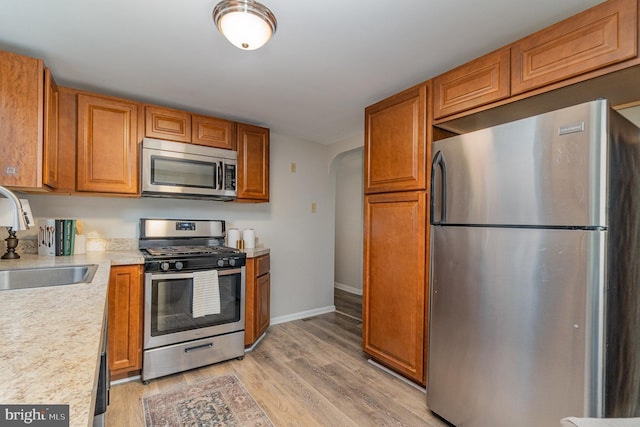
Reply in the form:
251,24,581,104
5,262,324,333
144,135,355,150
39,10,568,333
108,264,143,379
362,191,427,385
244,254,271,346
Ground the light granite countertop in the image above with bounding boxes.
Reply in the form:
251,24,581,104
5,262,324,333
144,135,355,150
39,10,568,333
242,247,270,258
0,251,144,427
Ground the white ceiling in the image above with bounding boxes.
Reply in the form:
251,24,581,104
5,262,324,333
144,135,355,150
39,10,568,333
0,0,605,145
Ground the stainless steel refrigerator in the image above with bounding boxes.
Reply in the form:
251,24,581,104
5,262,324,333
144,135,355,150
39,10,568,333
428,99,640,427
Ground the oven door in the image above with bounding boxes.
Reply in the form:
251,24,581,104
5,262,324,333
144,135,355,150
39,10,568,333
144,267,245,349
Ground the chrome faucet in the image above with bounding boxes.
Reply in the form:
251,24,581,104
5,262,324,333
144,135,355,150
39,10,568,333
0,185,30,259
0,185,29,230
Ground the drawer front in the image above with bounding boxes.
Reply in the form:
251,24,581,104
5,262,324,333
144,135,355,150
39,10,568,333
433,48,510,119
512,0,638,95
256,254,270,277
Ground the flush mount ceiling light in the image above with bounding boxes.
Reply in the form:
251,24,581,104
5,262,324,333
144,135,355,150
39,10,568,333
213,0,277,51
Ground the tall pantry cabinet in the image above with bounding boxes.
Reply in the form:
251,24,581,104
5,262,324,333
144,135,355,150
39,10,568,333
362,83,430,385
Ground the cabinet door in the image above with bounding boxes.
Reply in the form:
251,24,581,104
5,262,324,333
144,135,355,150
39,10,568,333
364,84,427,194
363,191,427,384
244,257,258,346
145,106,191,143
244,254,271,346
192,114,235,150
433,48,510,119
43,68,59,189
237,123,270,201
55,87,78,193
511,0,637,95
77,94,139,194
256,272,271,338
108,265,143,376
0,51,44,189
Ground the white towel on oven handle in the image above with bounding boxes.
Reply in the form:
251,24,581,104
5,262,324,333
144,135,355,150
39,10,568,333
192,270,221,318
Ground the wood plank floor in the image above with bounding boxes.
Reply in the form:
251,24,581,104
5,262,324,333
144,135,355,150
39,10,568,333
106,312,449,426
334,288,362,320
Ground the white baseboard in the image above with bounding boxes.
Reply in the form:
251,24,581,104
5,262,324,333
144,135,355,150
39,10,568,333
334,282,363,296
270,305,336,325
367,359,426,393
110,375,141,386
244,330,268,353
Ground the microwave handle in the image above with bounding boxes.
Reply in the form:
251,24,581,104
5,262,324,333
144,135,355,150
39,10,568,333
218,161,223,190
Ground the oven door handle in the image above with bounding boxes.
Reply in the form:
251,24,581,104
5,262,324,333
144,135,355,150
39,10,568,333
147,272,195,281
146,268,243,281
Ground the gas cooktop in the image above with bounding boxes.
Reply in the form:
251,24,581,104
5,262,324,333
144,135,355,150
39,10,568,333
144,245,240,257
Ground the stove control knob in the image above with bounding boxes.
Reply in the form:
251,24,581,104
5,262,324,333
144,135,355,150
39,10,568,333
160,262,170,271
217,259,225,267
175,261,184,271
229,258,236,267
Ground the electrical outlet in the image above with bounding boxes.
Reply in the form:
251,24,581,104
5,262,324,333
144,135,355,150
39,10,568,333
290,162,296,173
311,202,317,213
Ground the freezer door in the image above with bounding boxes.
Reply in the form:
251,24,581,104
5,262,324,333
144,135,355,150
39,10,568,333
428,226,606,427
431,100,608,227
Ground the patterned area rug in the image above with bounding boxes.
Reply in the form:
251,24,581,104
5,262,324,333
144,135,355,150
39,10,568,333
142,374,274,427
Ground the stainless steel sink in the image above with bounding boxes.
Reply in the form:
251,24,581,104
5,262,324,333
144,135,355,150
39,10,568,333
0,264,99,291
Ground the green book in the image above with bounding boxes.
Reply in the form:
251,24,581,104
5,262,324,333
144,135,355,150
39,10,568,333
55,219,64,256
63,219,76,256
69,219,76,255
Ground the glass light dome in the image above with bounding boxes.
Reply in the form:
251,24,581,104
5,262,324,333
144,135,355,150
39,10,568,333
213,0,277,51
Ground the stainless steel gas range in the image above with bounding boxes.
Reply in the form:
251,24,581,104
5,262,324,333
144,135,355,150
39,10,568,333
139,218,246,383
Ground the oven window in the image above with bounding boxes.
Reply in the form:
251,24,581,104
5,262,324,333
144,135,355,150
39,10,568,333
150,273,241,337
151,156,217,189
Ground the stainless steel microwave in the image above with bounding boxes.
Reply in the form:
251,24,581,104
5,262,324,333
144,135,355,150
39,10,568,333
142,138,237,201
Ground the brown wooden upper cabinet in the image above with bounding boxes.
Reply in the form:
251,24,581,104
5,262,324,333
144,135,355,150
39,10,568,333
0,51,59,191
364,83,427,194
145,106,191,143
144,105,235,150
43,68,60,189
192,114,236,150
77,93,140,195
432,0,639,124
511,0,638,95
237,123,270,202
433,48,510,119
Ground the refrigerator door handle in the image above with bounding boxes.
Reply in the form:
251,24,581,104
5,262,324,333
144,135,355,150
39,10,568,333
430,150,447,225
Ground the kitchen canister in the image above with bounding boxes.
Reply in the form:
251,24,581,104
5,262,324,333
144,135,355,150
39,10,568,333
227,228,240,248
74,234,87,255
243,228,255,249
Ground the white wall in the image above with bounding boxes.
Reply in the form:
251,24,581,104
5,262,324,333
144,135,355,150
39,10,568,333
333,148,364,294
17,133,335,322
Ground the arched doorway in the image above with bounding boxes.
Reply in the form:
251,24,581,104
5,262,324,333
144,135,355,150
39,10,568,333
332,147,363,320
